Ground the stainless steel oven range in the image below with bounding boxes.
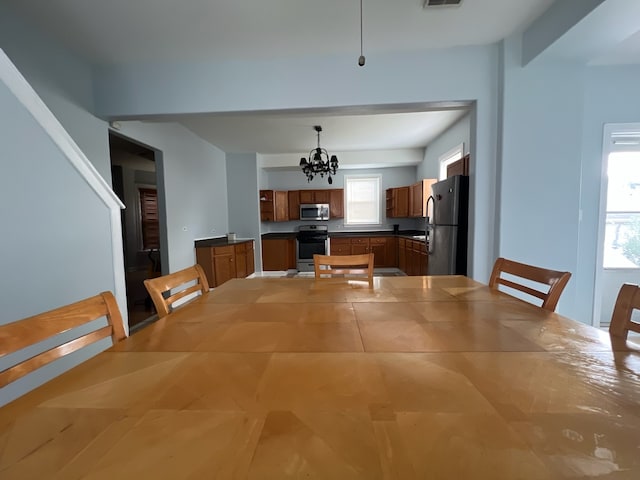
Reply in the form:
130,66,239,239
296,225,329,272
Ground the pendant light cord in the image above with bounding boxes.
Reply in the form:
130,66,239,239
360,0,363,56
358,0,366,66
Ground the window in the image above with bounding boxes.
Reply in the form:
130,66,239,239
139,188,160,250
603,151,640,269
344,175,381,225
439,143,464,180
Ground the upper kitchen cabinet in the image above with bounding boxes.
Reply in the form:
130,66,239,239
299,189,330,204
288,191,300,220
446,154,470,177
260,189,288,222
409,179,438,218
329,189,344,219
385,187,409,218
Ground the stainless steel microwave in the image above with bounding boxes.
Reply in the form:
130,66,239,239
300,203,330,221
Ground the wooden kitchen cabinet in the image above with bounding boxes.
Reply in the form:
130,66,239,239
260,190,288,222
288,191,300,220
399,238,428,276
409,179,438,218
196,240,255,288
446,154,470,177
261,237,296,271
329,237,351,255
299,189,330,204
398,238,407,273
330,236,396,268
329,189,344,219
385,187,409,218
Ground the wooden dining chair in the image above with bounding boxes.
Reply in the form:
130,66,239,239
609,283,640,340
143,264,210,317
313,253,375,284
489,257,571,312
0,291,126,389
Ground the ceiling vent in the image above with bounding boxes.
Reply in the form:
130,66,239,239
423,0,462,7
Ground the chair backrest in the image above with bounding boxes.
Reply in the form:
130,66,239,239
314,253,374,284
609,283,640,339
0,291,126,389
143,264,210,317
488,257,571,312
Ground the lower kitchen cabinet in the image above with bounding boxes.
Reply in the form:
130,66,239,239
196,239,255,288
328,236,396,268
262,237,296,271
400,238,428,276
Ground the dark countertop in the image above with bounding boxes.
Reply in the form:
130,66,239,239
261,230,424,240
261,232,297,240
194,237,254,248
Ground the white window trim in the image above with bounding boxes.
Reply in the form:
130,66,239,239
344,174,382,226
438,143,464,180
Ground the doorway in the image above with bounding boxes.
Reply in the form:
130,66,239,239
109,132,163,331
594,124,640,327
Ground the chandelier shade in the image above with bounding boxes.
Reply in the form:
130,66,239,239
299,126,338,184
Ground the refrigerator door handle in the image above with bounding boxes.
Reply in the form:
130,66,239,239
426,224,434,254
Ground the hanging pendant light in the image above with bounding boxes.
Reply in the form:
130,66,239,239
299,126,339,185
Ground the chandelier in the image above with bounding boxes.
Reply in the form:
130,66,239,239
299,125,339,184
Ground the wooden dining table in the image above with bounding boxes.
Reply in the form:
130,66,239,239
1,275,639,479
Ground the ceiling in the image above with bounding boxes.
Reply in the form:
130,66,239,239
8,0,636,158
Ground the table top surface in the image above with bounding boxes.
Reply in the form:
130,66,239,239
1,275,639,479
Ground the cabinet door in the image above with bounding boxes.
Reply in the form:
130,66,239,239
396,187,409,218
369,238,387,267
329,238,351,255
410,182,422,217
299,190,314,203
246,241,255,276
195,247,215,287
446,155,470,177
398,238,406,273
262,238,295,271
213,246,235,286
329,189,343,218
314,190,330,203
350,238,369,255
235,243,247,278
288,191,300,220
274,191,289,221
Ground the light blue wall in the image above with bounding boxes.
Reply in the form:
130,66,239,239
500,36,584,317
115,122,229,273
93,46,500,280
577,65,640,323
0,5,111,182
417,113,471,179
227,153,261,269
0,67,117,406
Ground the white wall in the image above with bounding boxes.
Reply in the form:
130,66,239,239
115,122,229,273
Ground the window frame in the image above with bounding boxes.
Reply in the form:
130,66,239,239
344,174,382,226
438,143,464,180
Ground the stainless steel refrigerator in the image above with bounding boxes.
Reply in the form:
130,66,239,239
426,175,469,275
